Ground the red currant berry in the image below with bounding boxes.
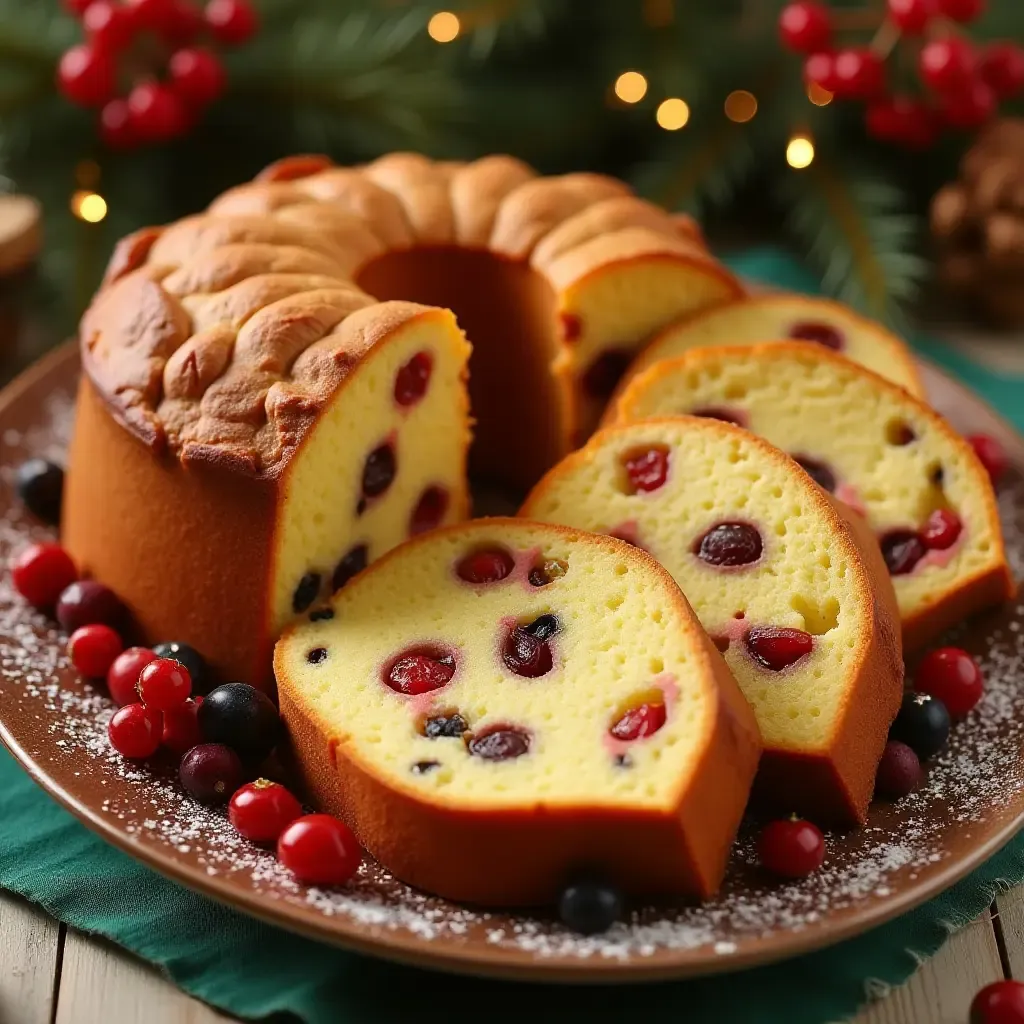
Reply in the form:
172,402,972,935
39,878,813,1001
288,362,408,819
938,0,985,22
921,508,962,550
980,43,1024,98
161,696,203,753
887,0,936,33
123,0,178,34
68,624,123,678
919,38,975,93
832,48,886,100
11,543,77,610
875,740,924,800
971,980,1024,1024
56,44,116,108
137,657,192,710
623,446,670,493
100,98,136,149
83,1,134,52
107,646,157,706
229,779,303,843
943,80,996,129
108,703,163,759
758,818,825,879
804,52,840,92
169,48,225,107
277,814,361,886
204,0,258,45
916,646,983,719
968,433,1009,484
128,82,189,142
64,0,95,14
778,2,831,54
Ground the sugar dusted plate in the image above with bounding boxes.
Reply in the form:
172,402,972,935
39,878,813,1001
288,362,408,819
1,344,1024,983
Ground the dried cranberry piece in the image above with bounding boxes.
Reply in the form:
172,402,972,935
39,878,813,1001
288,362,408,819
696,522,763,567
394,351,433,407
361,443,396,501
292,572,321,613
793,455,837,493
622,446,670,494
881,529,927,575
502,627,553,678
788,321,844,351
333,545,368,590
745,626,813,670
409,486,449,536
424,713,467,739
385,651,456,695
559,312,582,343
468,726,531,761
610,702,667,741
456,548,515,584
581,349,631,398
921,509,962,550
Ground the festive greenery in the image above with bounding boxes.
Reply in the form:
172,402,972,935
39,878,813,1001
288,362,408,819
2,0,1024,334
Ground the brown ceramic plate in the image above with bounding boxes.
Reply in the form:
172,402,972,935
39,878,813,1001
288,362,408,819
1,344,1023,983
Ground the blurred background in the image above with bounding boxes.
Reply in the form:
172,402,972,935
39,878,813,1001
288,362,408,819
0,0,1023,353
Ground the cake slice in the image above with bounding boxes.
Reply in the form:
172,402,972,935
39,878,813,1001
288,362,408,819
624,294,925,399
275,518,761,906
607,342,1015,650
521,418,904,824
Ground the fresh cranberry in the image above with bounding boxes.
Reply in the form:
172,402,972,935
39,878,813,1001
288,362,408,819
229,779,303,843
788,321,844,350
559,312,582,342
970,980,1024,1024
942,80,996,129
168,47,225,107
107,646,158,706
409,486,449,536
277,814,361,886
204,0,258,44
162,697,203,754
179,743,244,805
875,740,924,799
332,545,367,590
746,626,814,671
758,818,825,878
456,547,515,584
11,543,77,609
83,1,134,52
502,627,553,678
128,82,189,143
68,624,123,678
100,98,136,148
610,702,667,741
692,407,745,427
696,522,763,567
919,37,975,92
778,2,831,53
394,351,433,407
361,443,396,501
832,48,885,99
793,455,836,493
108,703,163,760
968,433,1009,484
385,650,455,695
880,530,927,575
137,657,192,710
921,508,962,550
581,349,631,399
938,0,985,21
980,43,1024,98
56,44,115,107
56,580,126,632
468,725,531,761
623,446,670,494
915,646,983,719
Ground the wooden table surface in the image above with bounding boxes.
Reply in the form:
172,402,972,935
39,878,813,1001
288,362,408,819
1,318,1022,1024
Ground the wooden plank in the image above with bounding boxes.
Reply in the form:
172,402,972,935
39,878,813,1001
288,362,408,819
55,929,230,1024
0,890,62,1024
994,885,1024,978
855,910,1003,1024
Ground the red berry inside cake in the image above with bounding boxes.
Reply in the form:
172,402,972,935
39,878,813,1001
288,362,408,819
274,518,761,906
521,417,905,824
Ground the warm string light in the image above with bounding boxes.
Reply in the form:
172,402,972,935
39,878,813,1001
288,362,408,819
656,97,690,130
71,190,107,223
427,11,460,42
806,82,833,106
724,90,757,123
614,71,648,104
786,135,815,169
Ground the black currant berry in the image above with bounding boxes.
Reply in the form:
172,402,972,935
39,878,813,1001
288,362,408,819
198,682,282,762
889,691,951,761
16,458,64,524
558,876,624,935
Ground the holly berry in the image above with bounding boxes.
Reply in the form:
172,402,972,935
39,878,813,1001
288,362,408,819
943,80,996,129
107,646,157,706
100,99,135,148
778,2,831,54
890,691,951,760
57,44,115,107
164,0,205,44
179,742,244,804
277,814,361,886
875,740,923,799
161,696,203,753
68,624,123,678
16,459,64,524
887,0,936,34
56,579,125,633
938,0,985,22
11,543,77,610
832,48,885,100
804,52,840,93
198,682,281,761
915,646,983,719
137,657,192,710
866,95,937,148
980,44,1024,99
169,48,225,107
64,0,95,14
108,703,162,759
204,0,258,45
127,82,189,142
558,877,624,935
968,433,1010,484
758,818,825,878
971,980,1024,1024
124,0,179,34
82,1,135,53
229,779,303,843
919,38,975,93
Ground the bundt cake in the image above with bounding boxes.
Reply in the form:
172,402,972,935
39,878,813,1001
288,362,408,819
521,417,904,824
606,342,1015,650
623,294,925,399
274,518,761,906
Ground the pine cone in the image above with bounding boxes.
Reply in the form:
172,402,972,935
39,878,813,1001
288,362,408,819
931,117,1024,326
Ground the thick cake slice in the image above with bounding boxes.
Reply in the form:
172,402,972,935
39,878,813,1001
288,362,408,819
624,294,925,399
607,342,1015,650
521,418,904,824
275,518,761,906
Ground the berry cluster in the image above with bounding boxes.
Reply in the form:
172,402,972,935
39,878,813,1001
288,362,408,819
779,0,1024,149
56,0,258,148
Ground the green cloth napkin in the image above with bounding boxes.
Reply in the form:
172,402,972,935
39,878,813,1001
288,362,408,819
2,248,1023,1024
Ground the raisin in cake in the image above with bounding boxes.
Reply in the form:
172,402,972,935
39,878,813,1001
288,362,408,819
624,294,924,399
274,518,761,906
521,418,904,824
607,342,1015,650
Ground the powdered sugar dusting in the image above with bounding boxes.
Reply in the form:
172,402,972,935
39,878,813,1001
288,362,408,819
2,377,1024,968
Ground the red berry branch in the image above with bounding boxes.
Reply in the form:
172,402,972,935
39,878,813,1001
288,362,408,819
56,0,258,149
778,0,1024,149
